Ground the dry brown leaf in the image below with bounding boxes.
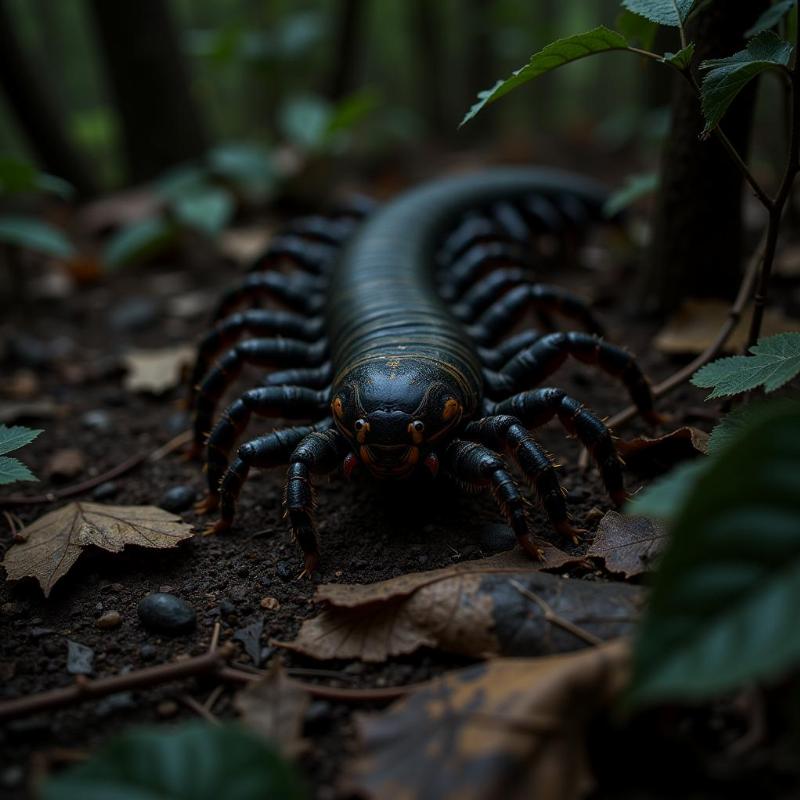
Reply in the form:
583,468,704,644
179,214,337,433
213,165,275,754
234,661,310,759
587,511,667,578
654,298,800,355
1,502,194,596
122,345,194,394
275,553,642,662
347,640,629,800
45,448,86,480
618,426,708,473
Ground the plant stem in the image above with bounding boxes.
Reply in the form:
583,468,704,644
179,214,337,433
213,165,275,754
747,4,800,346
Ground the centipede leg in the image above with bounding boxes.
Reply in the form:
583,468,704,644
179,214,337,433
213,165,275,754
212,273,325,322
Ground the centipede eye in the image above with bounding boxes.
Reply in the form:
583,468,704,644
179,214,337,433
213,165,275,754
412,420,425,433
354,418,367,431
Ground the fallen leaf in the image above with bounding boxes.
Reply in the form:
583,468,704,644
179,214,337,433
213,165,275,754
347,640,629,800
233,618,264,666
275,555,642,662
234,661,310,759
2,502,195,596
654,299,800,355
122,345,194,394
45,448,86,480
587,511,668,578
618,426,708,473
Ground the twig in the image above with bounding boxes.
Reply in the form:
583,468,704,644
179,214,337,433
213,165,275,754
509,579,602,646
180,692,221,725
0,429,191,507
203,684,225,713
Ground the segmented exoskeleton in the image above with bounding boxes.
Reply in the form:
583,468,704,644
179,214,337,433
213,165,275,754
190,168,659,574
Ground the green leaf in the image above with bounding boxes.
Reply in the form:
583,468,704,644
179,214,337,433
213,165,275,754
42,723,307,800
0,456,37,484
616,9,658,50
708,398,800,454
0,424,43,456
621,0,695,28
173,187,235,237
460,27,630,127
104,217,176,269
603,172,659,217
155,164,208,203
699,31,793,134
663,42,695,70
627,459,709,522
35,173,75,200
691,331,800,398
279,95,332,149
630,404,800,704
0,216,74,258
325,88,380,137
746,0,795,37
0,157,37,193
208,143,275,202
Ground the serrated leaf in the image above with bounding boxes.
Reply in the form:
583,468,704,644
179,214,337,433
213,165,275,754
0,215,75,258
2,502,194,596
663,42,695,70
746,0,794,37
603,171,659,217
104,217,176,268
0,424,43,455
173,187,235,237
630,405,800,704
0,456,37,485
41,723,307,800
708,398,800,454
616,9,658,49
460,27,630,127
621,0,695,28
700,31,793,134
691,331,800,398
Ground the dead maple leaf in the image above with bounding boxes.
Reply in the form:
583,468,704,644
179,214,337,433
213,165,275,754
654,298,800,355
1,502,194,596
275,552,642,662
347,639,629,800
618,426,708,473
122,345,194,394
234,661,310,759
587,511,667,579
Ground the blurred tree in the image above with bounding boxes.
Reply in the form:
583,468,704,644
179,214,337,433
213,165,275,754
412,0,447,139
640,0,770,314
0,0,96,196
88,0,209,182
326,0,364,101
461,0,493,141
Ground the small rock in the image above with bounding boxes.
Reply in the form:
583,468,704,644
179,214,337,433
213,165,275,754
219,599,236,616
158,485,195,513
96,610,122,630
233,619,264,665
66,640,94,675
139,643,157,661
259,596,280,611
137,593,196,634
92,481,119,501
45,448,85,481
81,409,112,432
586,506,605,524
344,662,364,675
110,296,158,332
95,691,135,717
276,561,293,581
156,699,178,718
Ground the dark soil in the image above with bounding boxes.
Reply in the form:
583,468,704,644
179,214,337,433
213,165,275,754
0,191,780,798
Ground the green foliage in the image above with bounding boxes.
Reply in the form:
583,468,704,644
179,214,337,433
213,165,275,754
42,723,307,800
104,217,176,269
207,144,275,203
603,171,659,216
663,43,695,70
629,403,800,704
707,397,800,454
173,187,234,237
627,459,708,520
0,424,42,486
461,27,630,127
0,157,74,199
0,216,75,258
621,0,696,28
691,332,800,398
616,10,658,49
699,31,793,135
746,0,795,38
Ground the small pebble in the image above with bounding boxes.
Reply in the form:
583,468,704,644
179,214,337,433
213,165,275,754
156,699,178,718
137,593,196,634
92,481,119,501
259,596,280,611
66,640,94,675
219,599,236,617
110,296,158,331
139,643,157,661
96,610,122,630
81,409,112,433
158,485,195,513
276,561,293,581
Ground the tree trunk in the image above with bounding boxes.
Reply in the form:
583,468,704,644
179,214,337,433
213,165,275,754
411,0,447,140
0,0,96,197
326,0,364,101
640,0,770,315
460,0,493,141
87,0,209,183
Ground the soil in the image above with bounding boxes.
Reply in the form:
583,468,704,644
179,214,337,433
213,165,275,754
0,184,788,799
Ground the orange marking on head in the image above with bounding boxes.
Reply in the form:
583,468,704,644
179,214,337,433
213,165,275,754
442,398,461,422
332,397,344,418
